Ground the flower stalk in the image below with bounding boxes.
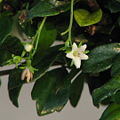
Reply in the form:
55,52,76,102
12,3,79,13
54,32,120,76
32,16,47,56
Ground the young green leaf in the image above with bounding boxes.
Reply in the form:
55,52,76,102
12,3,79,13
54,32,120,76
100,104,120,120
74,9,102,27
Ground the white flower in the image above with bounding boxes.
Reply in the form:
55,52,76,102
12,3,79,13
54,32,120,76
24,44,33,52
66,42,88,69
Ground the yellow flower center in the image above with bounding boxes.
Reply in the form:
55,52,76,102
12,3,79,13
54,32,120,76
73,51,80,57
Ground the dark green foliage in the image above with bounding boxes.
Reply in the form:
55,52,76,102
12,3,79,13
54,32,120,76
8,69,24,107
28,0,70,19
92,73,120,106
0,16,13,45
69,73,85,107
32,68,70,116
83,43,120,73
1,0,120,119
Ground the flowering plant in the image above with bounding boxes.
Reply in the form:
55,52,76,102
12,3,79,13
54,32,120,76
1,0,120,119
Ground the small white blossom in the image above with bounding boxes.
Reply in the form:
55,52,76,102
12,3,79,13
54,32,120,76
24,44,33,52
66,42,88,69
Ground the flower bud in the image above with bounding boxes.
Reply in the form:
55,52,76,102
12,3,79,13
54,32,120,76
24,44,33,52
21,68,33,83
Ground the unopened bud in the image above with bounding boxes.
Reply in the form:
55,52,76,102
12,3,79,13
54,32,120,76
21,68,33,83
24,44,33,52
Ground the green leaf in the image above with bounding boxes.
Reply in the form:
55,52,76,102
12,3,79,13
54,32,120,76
8,69,24,107
0,0,3,3
116,0,120,3
118,16,120,27
28,0,70,19
111,55,120,76
32,68,68,100
87,70,110,95
74,9,102,27
0,16,13,45
92,73,120,106
0,48,11,66
33,45,62,81
100,104,120,120
111,91,120,104
3,36,24,55
0,37,23,66
37,80,70,115
69,73,85,107
31,68,69,116
82,43,120,73
36,23,57,53
105,0,120,13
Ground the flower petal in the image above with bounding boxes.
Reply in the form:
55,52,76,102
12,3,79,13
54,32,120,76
72,42,78,51
80,53,88,60
79,44,87,51
73,57,81,69
66,52,74,59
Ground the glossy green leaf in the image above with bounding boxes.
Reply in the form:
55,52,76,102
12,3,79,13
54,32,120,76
69,73,85,107
37,79,70,115
100,104,120,120
74,9,102,27
33,45,62,81
31,68,69,116
8,69,24,107
36,23,57,53
111,55,120,76
28,0,70,19
0,37,24,66
0,16,13,45
83,43,120,73
111,91,120,104
92,73,120,106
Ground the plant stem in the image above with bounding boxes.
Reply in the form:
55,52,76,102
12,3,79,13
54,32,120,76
32,17,47,56
68,0,74,46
